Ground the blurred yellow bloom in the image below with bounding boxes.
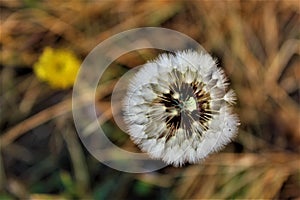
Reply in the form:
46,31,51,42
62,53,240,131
34,47,80,89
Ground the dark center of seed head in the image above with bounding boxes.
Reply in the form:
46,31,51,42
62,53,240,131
153,77,212,140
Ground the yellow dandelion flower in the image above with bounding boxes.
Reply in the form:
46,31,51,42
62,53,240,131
34,47,80,89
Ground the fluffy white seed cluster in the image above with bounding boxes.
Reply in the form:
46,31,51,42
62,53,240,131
123,50,239,166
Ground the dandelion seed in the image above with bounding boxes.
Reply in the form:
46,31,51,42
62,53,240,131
123,50,239,166
224,89,237,105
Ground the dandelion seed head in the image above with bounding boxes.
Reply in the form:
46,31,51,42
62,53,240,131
123,50,239,166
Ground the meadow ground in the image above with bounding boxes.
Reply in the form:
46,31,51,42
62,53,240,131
1,0,299,199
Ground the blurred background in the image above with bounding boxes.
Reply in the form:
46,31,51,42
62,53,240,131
1,0,299,199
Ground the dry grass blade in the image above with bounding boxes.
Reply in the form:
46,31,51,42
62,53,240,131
0,98,72,148
174,153,300,199
0,78,117,148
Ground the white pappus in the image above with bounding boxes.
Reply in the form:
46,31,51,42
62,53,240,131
123,50,240,167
